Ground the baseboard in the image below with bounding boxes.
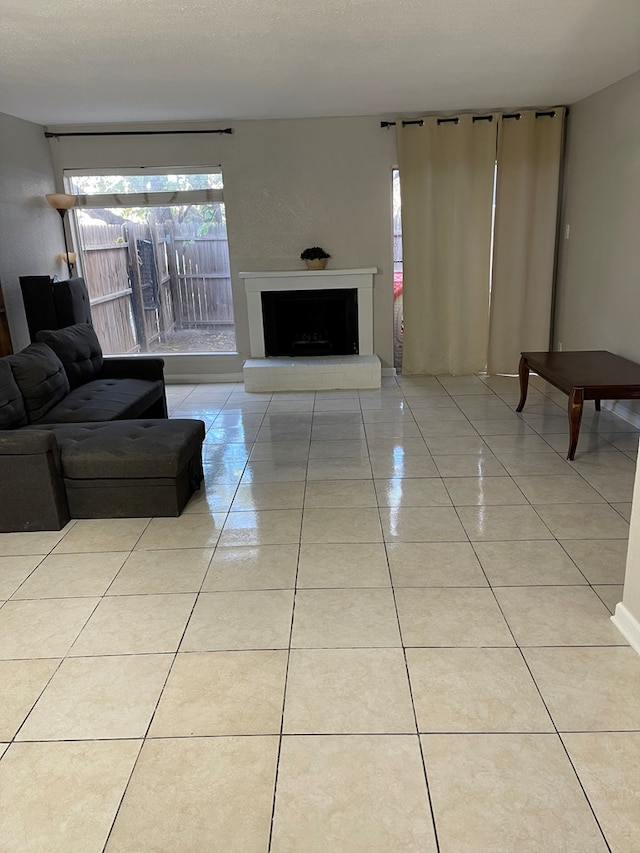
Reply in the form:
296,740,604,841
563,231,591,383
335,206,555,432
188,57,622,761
165,373,244,384
166,367,396,386
165,365,396,386
611,602,640,655
602,399,640,430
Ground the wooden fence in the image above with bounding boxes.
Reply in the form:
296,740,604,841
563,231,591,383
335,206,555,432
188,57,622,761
168,221,234,327
79,222,138,353
75,211,234,354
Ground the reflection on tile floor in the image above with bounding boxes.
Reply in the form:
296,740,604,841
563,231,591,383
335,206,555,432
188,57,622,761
0,374,639,851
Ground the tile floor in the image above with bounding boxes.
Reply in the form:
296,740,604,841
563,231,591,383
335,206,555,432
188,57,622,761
1,373,639,852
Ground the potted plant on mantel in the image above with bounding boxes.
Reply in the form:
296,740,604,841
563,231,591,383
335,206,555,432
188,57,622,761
300,247,330,270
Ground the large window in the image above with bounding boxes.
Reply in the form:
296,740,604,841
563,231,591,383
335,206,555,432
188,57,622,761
65,170,235,355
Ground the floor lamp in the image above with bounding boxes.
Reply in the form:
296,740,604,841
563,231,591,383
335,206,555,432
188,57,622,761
45,193,76,277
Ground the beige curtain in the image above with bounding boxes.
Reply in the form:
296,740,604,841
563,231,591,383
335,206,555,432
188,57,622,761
487,108,566,374
396,114,497,375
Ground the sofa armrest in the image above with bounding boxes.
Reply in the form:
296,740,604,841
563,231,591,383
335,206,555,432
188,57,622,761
99,356,166,382
97,356,168,418
0,429,59,456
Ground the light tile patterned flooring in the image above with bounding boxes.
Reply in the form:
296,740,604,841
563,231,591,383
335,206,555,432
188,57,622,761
1,373,640,851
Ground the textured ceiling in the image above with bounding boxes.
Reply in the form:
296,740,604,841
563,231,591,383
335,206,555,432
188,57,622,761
1,0,639,125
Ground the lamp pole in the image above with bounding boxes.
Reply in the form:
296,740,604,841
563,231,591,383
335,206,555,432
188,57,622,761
55,208,74,277
45,193,77,278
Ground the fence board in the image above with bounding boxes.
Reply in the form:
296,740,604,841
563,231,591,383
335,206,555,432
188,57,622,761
150,215,176,336
91,298,138,354
172,222,233,326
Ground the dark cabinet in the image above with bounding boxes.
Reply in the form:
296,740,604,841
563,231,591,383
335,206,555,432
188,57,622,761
0,282,12,356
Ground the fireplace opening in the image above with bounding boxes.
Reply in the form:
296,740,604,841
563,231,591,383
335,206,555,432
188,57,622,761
261,288,359,357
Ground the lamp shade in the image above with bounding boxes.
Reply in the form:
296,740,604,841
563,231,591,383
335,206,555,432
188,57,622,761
45,193,76,211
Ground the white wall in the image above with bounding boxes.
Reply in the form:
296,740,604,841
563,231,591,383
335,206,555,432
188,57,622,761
0,112,70,350
554,71,640,362
14,78,638,374
46,116,398,376
553,71,640,652
614,447,640,655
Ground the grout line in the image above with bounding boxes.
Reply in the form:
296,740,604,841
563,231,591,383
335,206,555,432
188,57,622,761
267,413,307,853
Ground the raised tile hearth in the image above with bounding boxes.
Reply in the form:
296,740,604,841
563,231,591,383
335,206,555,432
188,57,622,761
243,355,381,392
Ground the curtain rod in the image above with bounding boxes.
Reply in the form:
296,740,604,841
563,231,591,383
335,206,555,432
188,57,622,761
44,128,234,139
381,110,561,128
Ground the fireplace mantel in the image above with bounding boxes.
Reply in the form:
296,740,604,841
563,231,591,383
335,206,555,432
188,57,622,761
240,268,377,358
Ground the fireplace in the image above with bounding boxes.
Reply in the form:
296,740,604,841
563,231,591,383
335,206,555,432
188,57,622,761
262,288,358,357
240,268,376,359
239,268,380,392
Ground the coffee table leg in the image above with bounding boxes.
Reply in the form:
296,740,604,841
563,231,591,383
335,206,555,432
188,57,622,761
516,355,529,412
567,388,584,460
595,399,601,411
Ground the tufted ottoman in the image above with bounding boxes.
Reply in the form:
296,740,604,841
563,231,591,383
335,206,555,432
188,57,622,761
31,419,206,518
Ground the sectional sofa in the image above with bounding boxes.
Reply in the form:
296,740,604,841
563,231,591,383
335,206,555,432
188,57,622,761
0,323,205,531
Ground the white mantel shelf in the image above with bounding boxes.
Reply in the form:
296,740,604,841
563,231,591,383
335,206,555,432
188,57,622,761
240,268,378,282
240,268,378,359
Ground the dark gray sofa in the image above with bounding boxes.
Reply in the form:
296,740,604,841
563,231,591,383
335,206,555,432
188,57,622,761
0,324,205,532
17,322,167,423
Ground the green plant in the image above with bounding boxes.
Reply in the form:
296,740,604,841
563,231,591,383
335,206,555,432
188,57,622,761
300,246,330,260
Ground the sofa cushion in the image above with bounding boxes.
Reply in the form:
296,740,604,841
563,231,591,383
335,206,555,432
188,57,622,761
0,360,28,429
30,419,206,479
35,377,165,424
6,343,70,423
36,323,103,389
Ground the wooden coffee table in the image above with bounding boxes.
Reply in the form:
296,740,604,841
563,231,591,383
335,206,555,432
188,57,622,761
516,350,640,460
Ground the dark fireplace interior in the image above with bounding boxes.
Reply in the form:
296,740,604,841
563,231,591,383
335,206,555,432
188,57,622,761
261,288,359,357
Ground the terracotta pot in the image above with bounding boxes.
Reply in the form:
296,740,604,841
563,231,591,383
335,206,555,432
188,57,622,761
305,258,327,270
